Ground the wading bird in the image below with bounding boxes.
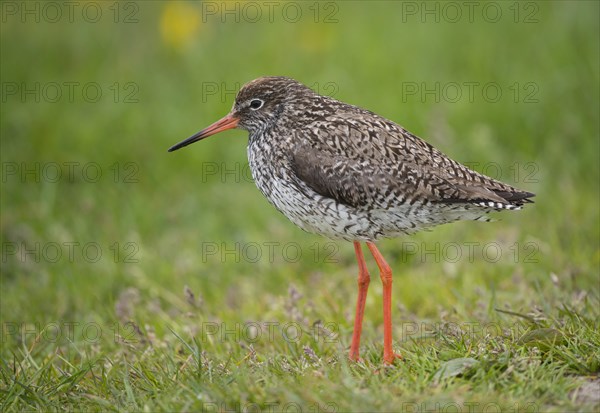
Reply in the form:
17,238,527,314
168,77,534,364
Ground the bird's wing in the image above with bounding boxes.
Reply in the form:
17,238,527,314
290,112,534,210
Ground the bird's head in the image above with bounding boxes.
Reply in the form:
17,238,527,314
168,76,312,152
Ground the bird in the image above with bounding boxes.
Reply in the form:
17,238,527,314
168,76,534,365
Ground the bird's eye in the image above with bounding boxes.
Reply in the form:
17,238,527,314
249,99,264,110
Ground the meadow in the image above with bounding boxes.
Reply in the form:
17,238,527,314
1,1,599,411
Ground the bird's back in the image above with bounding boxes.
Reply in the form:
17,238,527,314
248,84,534,241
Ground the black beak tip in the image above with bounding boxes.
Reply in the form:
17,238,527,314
168,133,202,153
167,142,185,152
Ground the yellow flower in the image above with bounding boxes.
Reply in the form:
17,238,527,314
160,2,201,50
299,24,335,54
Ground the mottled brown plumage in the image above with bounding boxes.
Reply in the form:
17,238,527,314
169,76,534,364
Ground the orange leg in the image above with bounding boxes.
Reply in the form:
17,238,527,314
366,242,402,364
349,241,370,361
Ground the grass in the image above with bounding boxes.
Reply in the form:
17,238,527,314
1,1,599,412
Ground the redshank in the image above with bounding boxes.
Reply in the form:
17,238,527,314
168,76,534,364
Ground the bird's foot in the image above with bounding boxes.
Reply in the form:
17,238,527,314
383,351,403,365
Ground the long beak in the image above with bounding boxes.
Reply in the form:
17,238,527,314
168,114,239,152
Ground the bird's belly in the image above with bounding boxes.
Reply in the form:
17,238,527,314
250,166,415,241
262,180,377,241
249,168,365,241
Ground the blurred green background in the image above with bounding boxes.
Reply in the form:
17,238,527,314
1,1,599,411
